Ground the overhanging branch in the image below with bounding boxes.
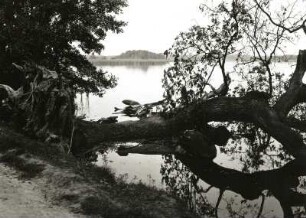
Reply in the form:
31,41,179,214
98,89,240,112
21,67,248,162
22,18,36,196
274,50,306,118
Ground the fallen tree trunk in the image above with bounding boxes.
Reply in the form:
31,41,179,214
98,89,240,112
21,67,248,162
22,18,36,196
75,96,306,158
74,115,192,149
74,50,306,159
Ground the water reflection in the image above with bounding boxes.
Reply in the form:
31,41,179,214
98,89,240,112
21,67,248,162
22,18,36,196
92,61,168,72
161,155,286,217
77,63,305,217
96,148,165,189
76,64,166,122
94,147,291,217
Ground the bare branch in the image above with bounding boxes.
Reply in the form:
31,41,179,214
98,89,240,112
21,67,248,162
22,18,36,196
253,0,306,33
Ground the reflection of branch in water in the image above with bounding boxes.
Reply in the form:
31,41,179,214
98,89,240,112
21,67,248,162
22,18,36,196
224,122,292,172
200,185,213,193
215,189,224,218
257,194,265,218
161,155,267,217
118,140,306,217
178,155,306,217
160,155,215,216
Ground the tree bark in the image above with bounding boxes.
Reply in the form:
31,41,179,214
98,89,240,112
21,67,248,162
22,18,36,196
75,115,192,146
274,50,306,118
75,96,306,158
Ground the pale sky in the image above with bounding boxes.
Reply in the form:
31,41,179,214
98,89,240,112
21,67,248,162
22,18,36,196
101,0,204,56
101,0,306,56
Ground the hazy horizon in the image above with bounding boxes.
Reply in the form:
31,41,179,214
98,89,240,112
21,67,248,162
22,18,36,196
90,49,300,58
100,0,205,56
100,0,306,57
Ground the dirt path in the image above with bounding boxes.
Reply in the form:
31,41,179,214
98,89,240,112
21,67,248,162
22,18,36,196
0,164,83,218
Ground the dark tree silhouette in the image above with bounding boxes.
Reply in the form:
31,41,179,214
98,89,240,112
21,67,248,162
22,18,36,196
0,0,127,139
1,0,306,217
74,1,306,217
0,0,127,94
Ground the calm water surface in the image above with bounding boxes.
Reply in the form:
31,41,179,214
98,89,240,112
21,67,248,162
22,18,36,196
76,62,298,217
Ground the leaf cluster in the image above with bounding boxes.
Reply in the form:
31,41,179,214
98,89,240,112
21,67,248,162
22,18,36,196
162,0,302,111
0,0,126,95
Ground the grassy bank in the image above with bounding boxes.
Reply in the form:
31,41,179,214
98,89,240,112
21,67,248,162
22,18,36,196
0,123,196,218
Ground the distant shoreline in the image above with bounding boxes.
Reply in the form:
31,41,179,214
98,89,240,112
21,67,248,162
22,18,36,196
89,58,170,66
89,57,297,66
87,49,297,66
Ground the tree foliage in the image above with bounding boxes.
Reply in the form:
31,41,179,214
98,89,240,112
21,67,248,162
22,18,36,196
163,0,305,110
0,0,127,94
162,0,306,172
157,1,306,216
0,0,127,140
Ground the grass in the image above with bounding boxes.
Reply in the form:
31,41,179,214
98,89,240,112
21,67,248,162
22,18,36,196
0,124,197,218
0,149,45,178
81,195,159,218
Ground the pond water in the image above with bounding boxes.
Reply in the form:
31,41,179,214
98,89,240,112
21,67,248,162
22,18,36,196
75,62,300,217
